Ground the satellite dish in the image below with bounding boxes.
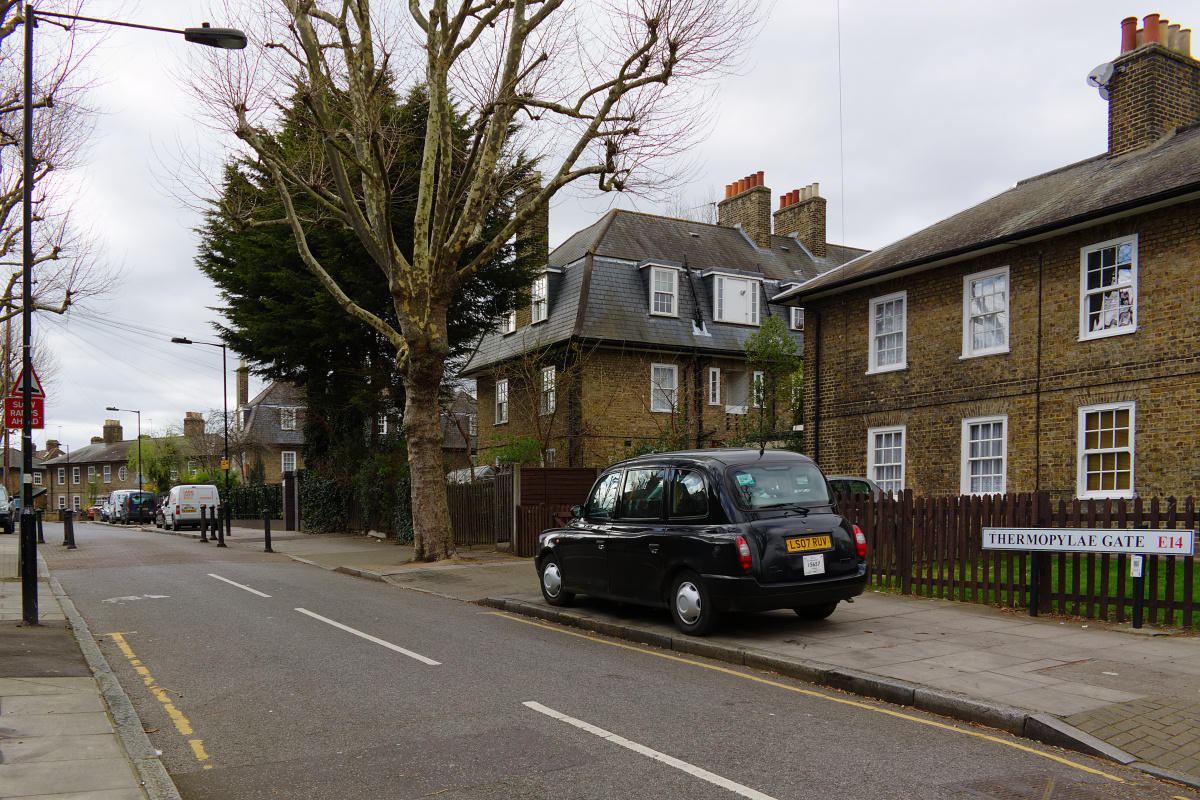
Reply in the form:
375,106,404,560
1099,86,1110,101
1087,61,1114,88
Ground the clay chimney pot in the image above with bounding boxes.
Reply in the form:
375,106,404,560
1143,14,1160,44
1121,16,1138,52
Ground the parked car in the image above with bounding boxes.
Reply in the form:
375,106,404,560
0,485,10,534
100,501,112,522
115,490,156,525
87,505,103,521
535,449,869,636
162,484,220,530
826,475,884,502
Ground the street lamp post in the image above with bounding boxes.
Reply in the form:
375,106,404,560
18,6,246,626
106,408,141,496
171,338,229,498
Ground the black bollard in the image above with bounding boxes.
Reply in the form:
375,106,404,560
1131,554,1146,630
36,509,43,544
216,505,226,547
64,510,76,550
263,508,273,553
225,503,232,539
199,505,208,542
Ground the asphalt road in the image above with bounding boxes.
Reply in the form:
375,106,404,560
45,523,1193,800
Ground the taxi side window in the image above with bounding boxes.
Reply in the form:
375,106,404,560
585,472,622,519
620,467,666,520
669,470,709,519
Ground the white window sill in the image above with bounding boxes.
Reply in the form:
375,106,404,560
713,319,762,327
866,363,906,375
530,319,547,326
1077,491,1135,501
960,348,1010,360
649,311,679,318
650,408,674,414
494,421,508,426
725,405,747,415
1079,325,1137,342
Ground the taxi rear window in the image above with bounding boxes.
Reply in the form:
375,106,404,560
726,462,833,510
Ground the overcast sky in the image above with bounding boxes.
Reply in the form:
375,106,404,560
23,0,1197,452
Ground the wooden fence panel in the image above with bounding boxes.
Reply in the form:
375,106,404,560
844,492,1198,630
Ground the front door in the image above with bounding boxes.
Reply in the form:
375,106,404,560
560,471,621,594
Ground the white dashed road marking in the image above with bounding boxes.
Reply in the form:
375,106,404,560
208,574,272,597
522,701,779,800
293,608,440,665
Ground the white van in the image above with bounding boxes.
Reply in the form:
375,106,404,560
108,490,132,524
162,484,221,530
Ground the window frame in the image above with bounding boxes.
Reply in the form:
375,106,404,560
751,370,764,408
57,495,66,509
708,367,721,405
88,466,95,481
32,471,41,486
713,275,761,326
960,415,1007,496
280,406,299,431
650,363,678,413
1079,235,1138,342
103,465,111,483
72,495,81,511
649,266,679,317
118,466,128,482
500,311,517,334
790,306,804,331
282,450,297,474
1077,402,1136,500
57,467,65,485
867,425,906,495
539,365,556,415
961,266,1010,358
495,378,509,424
72,466,80,485
531,275,548,324
868,291,907,374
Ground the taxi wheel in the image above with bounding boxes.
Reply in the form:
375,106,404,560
539,555,575,607
670,570,719,636
794,601,838,621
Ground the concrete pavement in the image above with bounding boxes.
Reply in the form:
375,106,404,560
10,521,1200,798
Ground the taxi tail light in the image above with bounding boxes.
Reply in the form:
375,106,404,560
735,535,752,571
852,525,867,558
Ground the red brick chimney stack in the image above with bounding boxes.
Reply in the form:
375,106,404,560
1107,13,1200,156
718,171,772,248
773,183,827,258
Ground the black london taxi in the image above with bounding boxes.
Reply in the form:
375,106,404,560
535,449,868,636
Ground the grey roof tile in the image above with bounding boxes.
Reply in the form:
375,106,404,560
782,125,1200,300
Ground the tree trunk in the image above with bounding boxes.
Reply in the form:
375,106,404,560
403,350,455,562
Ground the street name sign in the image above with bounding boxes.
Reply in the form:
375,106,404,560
982,527,1195,556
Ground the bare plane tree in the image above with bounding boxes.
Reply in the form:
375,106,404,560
0,3,115,337
192,0,762,561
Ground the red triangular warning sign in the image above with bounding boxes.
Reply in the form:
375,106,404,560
8,367,44,398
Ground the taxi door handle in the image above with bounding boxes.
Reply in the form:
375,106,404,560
648,544,660,554
597,541,605,550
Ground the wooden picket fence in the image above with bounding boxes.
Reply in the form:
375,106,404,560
841,491,1199,629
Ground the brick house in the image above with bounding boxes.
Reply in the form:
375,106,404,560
777,15,1200,502
236,365,306,484
42,420,148,512
463,174,866,467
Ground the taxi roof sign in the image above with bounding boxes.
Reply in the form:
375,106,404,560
8,367,44,398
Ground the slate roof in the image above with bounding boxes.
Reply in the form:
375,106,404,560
464,209,866,373
43,440,140,467
777,123,1200,302
241,382,306,446
2,447,45,471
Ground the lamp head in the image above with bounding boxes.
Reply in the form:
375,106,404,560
105,406,118,411
171,337,193,344
184,23,247,49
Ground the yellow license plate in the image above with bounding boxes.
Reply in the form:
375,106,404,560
786,535,831,553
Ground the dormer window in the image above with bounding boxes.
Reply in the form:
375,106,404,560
531,276,548,324
714,275,760,325
500,311,516,334
650,267,678,317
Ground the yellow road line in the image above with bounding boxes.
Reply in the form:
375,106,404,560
487,613,1124,783
106,633,212,770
